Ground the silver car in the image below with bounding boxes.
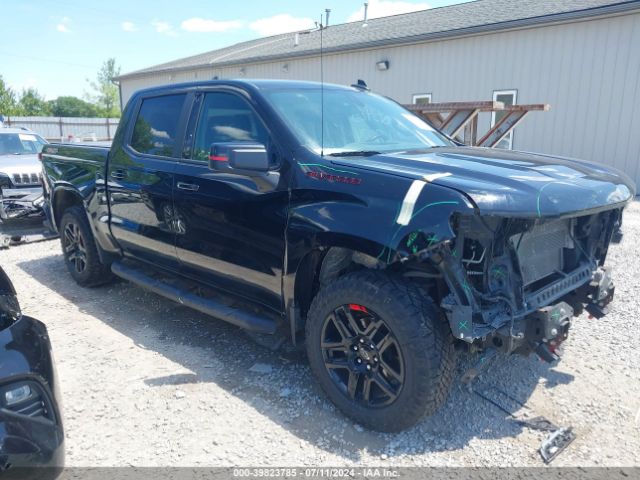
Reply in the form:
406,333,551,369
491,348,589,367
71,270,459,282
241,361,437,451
0,128,46,220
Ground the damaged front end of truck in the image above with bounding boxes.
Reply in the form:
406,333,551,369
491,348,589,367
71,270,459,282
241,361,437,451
347,147,637,368
400,206,624,365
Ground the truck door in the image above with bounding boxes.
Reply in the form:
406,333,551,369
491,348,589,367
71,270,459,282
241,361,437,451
108,92,190,269
173,90,288,311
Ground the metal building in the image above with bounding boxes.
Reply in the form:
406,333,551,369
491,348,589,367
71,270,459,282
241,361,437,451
115,0,640,187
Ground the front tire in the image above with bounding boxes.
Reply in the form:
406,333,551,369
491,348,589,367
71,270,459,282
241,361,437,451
59,206,113,287
306,270,455,432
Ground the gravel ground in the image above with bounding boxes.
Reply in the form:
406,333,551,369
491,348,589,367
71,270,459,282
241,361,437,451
0,201,639,467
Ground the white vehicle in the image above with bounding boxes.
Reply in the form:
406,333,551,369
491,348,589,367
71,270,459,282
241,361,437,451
0,127,47,220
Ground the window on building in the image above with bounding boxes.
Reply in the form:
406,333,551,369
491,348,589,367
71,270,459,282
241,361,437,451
491,89,517,150
130,94,186,157
192,92,269,162
412,93,432,105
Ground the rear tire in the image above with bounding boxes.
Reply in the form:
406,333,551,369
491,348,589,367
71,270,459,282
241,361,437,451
305,270,456,432
59,206,113,287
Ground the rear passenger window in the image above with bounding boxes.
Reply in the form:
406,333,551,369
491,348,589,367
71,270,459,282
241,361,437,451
130,94,186,157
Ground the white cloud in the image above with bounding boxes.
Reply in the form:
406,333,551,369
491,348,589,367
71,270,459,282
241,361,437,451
181,17,243,33
56,16,72,33
121,21,137,32
151,19,177,36
249,14,315,37
150,127,170,139
347,0,429,22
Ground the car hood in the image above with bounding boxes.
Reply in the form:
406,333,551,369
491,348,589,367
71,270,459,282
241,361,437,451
333,146,636,217
0,154,41,175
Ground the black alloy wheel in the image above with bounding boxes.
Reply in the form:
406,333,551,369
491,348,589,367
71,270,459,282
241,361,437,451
321,304,404,407
63,221,87,274
59,205,113,287
306,270,456,432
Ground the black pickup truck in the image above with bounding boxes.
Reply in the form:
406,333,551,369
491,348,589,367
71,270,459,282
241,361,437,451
40,79,635,432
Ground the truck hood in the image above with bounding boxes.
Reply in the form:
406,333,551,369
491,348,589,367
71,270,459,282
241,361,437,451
333,146,636,217
0,154,41,176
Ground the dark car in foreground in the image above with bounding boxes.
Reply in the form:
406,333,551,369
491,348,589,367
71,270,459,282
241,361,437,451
0,268,64,477
40,79,635,431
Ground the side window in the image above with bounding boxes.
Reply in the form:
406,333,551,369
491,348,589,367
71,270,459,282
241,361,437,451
412,93,432,105
491,89,517,149
130,94,186,157
192,92,269,161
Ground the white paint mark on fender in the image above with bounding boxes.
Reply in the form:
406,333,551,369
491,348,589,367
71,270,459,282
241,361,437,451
397,180,426,226
396,173,453,226
423,172,452,182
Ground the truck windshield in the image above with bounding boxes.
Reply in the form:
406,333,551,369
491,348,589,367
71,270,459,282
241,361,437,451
0,133,47,156
262,88,454,155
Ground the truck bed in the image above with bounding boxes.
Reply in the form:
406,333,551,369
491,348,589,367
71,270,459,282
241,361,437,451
43,143,110,164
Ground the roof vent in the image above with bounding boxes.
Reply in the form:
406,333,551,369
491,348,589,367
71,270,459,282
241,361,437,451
294,32,299,47
363,2,369,25
325,8,331,27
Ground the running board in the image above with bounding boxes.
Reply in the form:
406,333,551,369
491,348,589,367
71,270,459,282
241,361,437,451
111,261,278,334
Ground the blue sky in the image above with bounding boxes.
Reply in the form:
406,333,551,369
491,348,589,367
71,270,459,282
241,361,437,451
3,0,466,100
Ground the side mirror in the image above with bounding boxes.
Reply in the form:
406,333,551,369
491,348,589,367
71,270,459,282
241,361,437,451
209,143,269,174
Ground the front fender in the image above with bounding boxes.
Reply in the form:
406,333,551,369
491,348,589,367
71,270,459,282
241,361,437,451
282,157,478,341
287,177,475,268
283,167,476,318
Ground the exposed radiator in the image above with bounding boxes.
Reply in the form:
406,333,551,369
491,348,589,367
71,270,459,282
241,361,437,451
511,220,573,286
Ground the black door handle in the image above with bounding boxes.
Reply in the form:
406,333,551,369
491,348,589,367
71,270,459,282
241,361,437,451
176,182,200,192
110,169,127,180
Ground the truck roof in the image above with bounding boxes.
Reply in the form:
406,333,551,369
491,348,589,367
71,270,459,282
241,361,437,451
133,79,358,97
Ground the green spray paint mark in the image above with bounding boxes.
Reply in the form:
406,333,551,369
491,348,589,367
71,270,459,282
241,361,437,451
298,163,359,175
458,320,469,331
536,182,558,218
426,234,439,248
452,248,458,258
377,201,460,262
406,231,419,247
551,311,561,321
490,266,505,279
409,201,460,222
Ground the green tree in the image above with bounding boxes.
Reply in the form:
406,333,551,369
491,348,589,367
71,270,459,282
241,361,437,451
131,117,154,154
18,88,51,116
48,96,99,117
0,75,21,116
86,58,121,118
